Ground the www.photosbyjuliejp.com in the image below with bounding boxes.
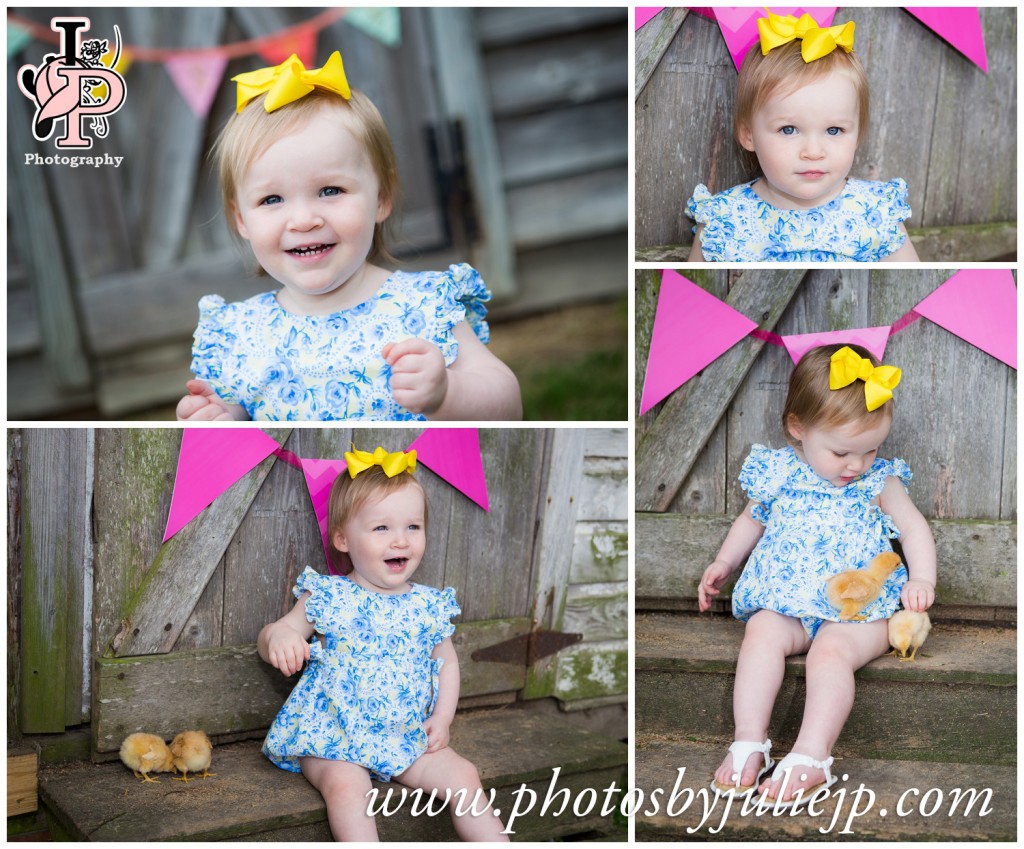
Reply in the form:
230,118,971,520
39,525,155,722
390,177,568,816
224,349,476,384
363,766,996,836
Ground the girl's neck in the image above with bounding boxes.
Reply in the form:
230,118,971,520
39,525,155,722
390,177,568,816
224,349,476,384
274,262,392,317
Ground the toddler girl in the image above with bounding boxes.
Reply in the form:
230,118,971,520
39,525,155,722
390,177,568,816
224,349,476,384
258,446,509,841
176,52,521,421
697,344,935,806
686,11,920,262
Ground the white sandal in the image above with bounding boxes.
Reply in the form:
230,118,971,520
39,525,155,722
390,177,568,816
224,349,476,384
710,739,774,795
760,752,837,809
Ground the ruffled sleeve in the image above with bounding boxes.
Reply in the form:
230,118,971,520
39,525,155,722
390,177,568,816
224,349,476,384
428,586,461,645
191,295,242,405
738,445,794,524
685,184,732,262
429,264,492,366
294,566,337,631
860,456,912,501
872,178,911,258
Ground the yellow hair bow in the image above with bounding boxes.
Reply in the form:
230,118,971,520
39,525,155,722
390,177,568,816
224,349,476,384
829,346,901,412
232,50,351,114
344,445,417,479
758,11,855,63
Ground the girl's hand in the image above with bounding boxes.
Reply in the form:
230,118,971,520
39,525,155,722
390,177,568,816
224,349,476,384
901,579,935,613
423,715,451,753
265,624,311,677
382,338,448,415
176,379,249,421
698,560,735,612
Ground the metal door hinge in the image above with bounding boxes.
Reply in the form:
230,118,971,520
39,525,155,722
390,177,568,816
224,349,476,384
471,629,583,666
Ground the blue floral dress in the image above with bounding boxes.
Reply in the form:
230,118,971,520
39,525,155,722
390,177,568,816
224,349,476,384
191,263,491,421
731,445,911,637
686,178,911,262
262,567,460,781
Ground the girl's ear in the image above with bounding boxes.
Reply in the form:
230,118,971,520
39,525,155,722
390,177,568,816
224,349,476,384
786,414,804,442
737,122,756,152
375,193,393,224
332,529,349,553
232,201,250,240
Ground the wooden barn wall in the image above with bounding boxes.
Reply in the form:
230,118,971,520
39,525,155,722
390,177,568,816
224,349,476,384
7,7,630,418
554,429,628,706
635,7,1017,253
635,271,1017,522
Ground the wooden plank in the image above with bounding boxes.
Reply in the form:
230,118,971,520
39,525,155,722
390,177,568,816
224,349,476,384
7,356,96,419
19,430,90,732
497,99,627,187
553,641,627,701
585,428,627,458
578,457,628,521
635,7,688,98
6,70,91,390
429,8,517,297
570,522,628,584
635,269,805,511
523,430,586,699
7,432,23,737
109,432,290,657
508,167,628,249
635,513,1017,609
476,7,627,47
7,746,38,816
93,619,532,753
563,584,628,642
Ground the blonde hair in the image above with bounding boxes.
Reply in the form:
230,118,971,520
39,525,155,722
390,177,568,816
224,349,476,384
783,344,893,447
213,88,400,266
326,466,427,574
734,40,870,177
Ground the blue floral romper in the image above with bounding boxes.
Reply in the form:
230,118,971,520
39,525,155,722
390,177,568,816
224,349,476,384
263,567,460,781
686,178,911,262
730,445,910,637
191,263,491,421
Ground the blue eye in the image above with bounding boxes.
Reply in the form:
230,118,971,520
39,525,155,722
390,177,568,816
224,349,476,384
826,127,843,136
260,194,282,206
780,126,797,135
320,186,342,197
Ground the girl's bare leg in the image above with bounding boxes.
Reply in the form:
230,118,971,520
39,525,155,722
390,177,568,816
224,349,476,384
301,757,378,841
713,610,811,788
396,747,509,842
759,619,889,801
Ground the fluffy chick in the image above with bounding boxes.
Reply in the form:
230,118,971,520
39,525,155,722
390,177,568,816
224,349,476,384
120,733,175,783
170,730,215,782
888,609,931,661
826,552,904,620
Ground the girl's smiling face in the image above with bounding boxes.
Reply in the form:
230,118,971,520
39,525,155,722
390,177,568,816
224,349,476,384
232,108,391,315
332,484,426,595
788,415,892,488
739,69,860,209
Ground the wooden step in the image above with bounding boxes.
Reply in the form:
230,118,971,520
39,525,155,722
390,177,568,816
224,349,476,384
635,736,1016,841
637,613,1015,766
39,709,627,842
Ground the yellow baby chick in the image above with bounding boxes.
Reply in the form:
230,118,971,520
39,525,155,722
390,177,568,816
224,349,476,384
826,552,904,620
888,609,931,661
170,730,215,782
120,733,175,783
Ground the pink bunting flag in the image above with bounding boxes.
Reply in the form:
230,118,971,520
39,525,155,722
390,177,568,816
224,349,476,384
912,269,1016,368
164,53,228,118
640,269,759,415
782,325,892,364
904,7,988,73
407,429,490,511
712,6,839,69
635,8,665,30
163,429,281,542
259,27,317,67
298,457,349,574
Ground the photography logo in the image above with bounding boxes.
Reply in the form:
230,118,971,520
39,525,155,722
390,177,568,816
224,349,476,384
17,17,126,149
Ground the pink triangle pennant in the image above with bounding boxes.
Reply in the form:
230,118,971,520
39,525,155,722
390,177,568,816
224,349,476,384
299,457,349,574
635,8,665,30
904,7,988,73
164,53,228,118
712,7,839,70
781,325,892,364
259,28,317,68
407,429,489,512
640,269,759,415
163,429,281,542
912,270,1016,368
